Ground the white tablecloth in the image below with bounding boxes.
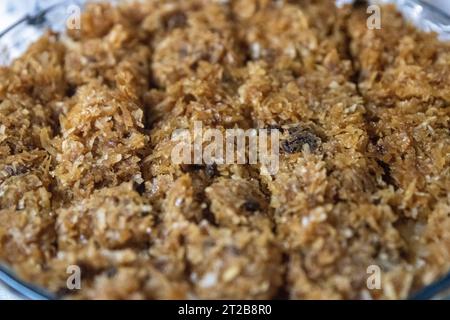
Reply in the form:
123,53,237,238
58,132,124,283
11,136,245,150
0,282,21,300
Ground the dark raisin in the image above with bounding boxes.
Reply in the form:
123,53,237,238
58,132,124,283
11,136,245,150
205,164,217,178
287,126,301,135
76,261,98,280
242,199,260,212
202,204,217,226
227,245,241,256
266,124,283,131
282,127,321,154
180,164,204,173
353,0,368,9
203,239,216,248
164,11,187,30
66,85,77,98
183,93,196,104
3,164,28,177
4,166,15,176
105,266,117,278
180,163,217,178
133,181,146,195
376,160,396,188
141,211,150,217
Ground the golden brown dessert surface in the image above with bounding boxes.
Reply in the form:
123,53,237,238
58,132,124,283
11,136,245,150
0,0,449,299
